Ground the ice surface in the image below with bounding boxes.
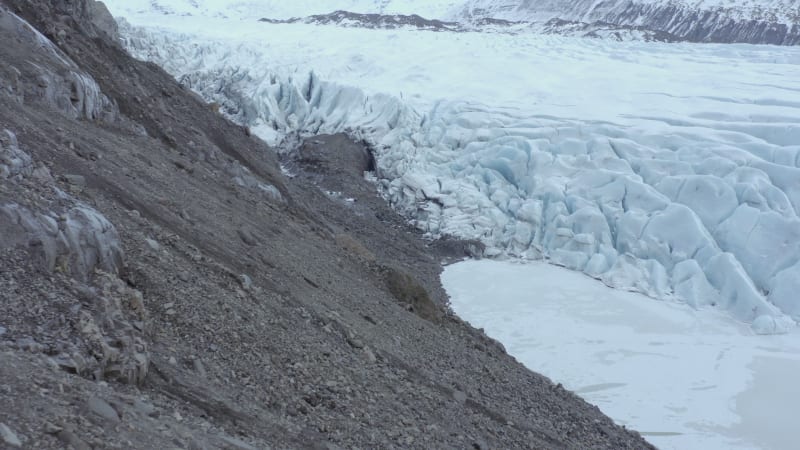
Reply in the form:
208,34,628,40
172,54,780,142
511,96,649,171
107,6,800,332
442,259,800,450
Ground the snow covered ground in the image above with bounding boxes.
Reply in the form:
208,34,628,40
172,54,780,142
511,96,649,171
443,260,800,450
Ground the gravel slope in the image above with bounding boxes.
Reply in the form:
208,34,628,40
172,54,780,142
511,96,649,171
0,1,653,448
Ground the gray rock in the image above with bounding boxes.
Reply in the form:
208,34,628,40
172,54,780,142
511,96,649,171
0,422,22,447
0,201,124,281
0,325,5,336
347,337,364,349
193,358,207,378
189,437,211,450
363,347,377,363
239,274,252,290
87,396,120,423
62,174,86,187
0,129,32,179
31,164,53,182
452,390,468,404
218,435,258,450
145,238,161,252
133,399,157,417
57,429,91,450
237,228,257,246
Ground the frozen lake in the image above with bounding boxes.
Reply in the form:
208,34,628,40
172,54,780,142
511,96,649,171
443,259,800,450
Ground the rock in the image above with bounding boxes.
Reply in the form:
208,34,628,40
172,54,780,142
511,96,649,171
472,438,489,449
383,267,439,322
133,399,157,417
189,437,210,450
75,284,97,301
44,422,63,434
86,396,120,423
168,356,177,366
237,228,257,246
218,435,258,450
0,326,5,336
31,164,53,182
0,201,124,281
0,423,22,447
62,174,86,187
239,274,252,290
178,271,191,282
193,358,207,378
363,347,377,363
453,390,468,404
145,238,161,252
346,336,365,349
57,429,91,450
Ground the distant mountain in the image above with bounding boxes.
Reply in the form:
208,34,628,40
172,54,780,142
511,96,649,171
104,0,464,21
450,0,800,44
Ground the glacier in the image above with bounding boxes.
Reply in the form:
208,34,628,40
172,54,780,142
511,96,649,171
107,5,800,333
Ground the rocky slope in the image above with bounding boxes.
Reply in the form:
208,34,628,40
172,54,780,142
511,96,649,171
0,0,653,448
454,0,800,44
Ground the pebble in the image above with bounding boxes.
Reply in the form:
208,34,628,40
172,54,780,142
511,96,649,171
0,423,21,447
237,228,257,246
453,390,468,404
62,174,86,187
193,358,207,378
218,435,258,450
0,326,5,336
145,238,161,252
346,335,365,349
133,399,157,417
87,396,120,423
239,274,253,290
57,429,91,450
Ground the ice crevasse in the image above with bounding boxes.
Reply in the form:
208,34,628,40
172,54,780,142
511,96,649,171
120,25,800,334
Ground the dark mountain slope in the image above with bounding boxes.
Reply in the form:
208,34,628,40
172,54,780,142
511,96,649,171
0,1,652,448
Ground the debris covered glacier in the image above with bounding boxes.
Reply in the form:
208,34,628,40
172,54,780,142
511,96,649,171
112,13,800,333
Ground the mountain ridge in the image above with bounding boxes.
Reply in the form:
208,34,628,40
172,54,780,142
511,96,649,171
453,0,800,44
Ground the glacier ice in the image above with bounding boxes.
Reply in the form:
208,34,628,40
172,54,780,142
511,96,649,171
113,18,800,333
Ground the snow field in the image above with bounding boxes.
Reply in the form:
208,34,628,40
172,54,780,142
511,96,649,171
442,259,800,450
